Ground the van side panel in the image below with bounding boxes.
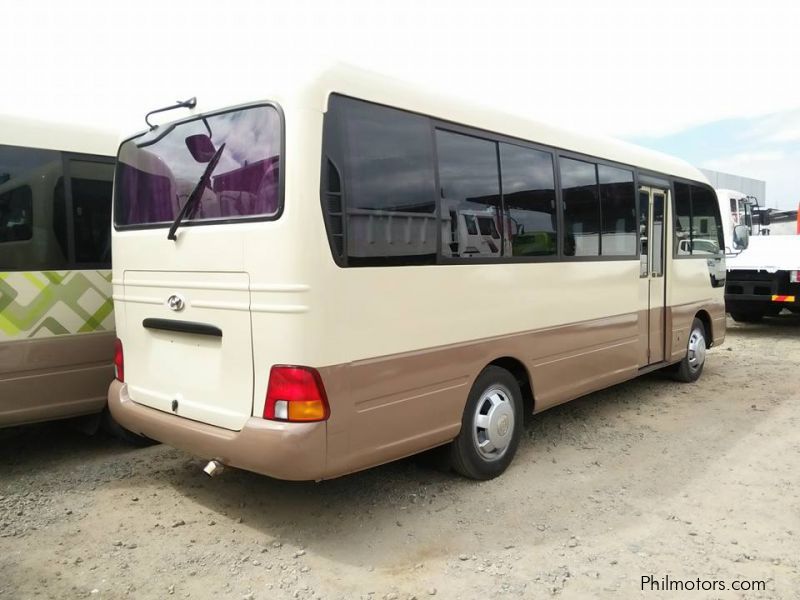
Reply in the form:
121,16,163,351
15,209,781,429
0,333,113,426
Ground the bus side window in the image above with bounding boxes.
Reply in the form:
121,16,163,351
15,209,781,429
674,182,691,255
560,157,599,257
499,143,557,257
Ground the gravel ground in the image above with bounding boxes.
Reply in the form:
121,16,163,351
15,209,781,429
1,316,799,599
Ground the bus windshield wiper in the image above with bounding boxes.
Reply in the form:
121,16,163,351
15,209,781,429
167,142,226,241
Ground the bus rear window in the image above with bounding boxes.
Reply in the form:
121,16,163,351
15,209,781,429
115,105,281,228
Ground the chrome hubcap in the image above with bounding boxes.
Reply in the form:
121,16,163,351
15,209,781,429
472,385,515,461
687,327,706,371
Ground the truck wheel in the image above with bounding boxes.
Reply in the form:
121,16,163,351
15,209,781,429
449,366,523,480
672,318,707,383
730,311,764,323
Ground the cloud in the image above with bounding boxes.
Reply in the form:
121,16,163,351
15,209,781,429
739,109,800,144
631,107,800,210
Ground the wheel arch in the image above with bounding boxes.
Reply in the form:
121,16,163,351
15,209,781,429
486,356,535,417
694,309,713,348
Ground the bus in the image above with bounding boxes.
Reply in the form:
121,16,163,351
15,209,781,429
108,64,732,480
0,114,147,442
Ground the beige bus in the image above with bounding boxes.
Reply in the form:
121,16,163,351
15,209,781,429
0,115,148,442
108,65,733,480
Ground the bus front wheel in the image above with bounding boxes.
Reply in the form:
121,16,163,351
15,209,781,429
449,366,523,480
671,318,707,383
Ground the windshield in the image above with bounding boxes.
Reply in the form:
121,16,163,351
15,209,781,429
115,105,281,227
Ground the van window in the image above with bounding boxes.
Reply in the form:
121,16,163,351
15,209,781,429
0,185,33,243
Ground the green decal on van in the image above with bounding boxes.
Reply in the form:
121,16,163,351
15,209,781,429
0,270,113,341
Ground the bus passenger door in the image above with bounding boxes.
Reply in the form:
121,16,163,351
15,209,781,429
638,187,667,366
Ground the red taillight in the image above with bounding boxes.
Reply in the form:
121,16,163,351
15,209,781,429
113,338,124,382
264,365,329,422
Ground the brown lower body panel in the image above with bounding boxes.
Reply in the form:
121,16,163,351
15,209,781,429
108,380,327,481
667,299,726,363
0,332,114,428
319,310,644,478
109,302,723,481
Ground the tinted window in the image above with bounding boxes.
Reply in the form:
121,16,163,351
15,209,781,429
598,165,636,256
690,185,723,254
0,185,33,243
436,130,502,258
71,161,114,264
652,192,665,275
0,144,63,270
560,157,599,257
673,183,720,256
327,96,437,265
638,190,649,277
116,105,281,227
674,182,691,255
53,178,68,259
500,144,557,257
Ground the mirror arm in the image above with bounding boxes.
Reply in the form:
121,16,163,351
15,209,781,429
145,97,197,130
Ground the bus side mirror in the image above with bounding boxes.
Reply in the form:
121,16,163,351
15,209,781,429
759,210,771,227
733,224,750,250
185,134,217,163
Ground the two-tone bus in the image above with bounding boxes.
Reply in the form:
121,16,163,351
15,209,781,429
108,64,734,480
0,115,147,442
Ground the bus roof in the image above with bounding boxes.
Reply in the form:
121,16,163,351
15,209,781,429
155,62,709,186
0,113,118,157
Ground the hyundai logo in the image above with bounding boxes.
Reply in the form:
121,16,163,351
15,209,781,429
167,294,185,312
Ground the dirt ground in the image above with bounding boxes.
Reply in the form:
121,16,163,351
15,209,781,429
1,315,799,599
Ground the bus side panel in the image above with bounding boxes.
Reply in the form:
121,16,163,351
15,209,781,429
320,310,640,478
0,333,114,426
667,259,726,361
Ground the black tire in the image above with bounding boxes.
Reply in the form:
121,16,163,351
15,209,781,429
102,409,157,447
449,366,523,480
672,318,707,383
729,311,764,323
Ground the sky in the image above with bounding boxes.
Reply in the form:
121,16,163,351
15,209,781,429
2,0,799,208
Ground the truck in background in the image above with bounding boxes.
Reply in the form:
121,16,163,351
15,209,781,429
718,189,800,322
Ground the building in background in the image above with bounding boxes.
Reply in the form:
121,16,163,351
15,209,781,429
701,168,766,206
701,168,796,235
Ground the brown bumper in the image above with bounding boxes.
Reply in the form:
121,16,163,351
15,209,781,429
108,380,327,481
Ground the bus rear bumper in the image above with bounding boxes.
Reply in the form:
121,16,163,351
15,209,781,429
108,380,327,481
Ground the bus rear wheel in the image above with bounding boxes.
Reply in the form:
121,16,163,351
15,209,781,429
449,366,522,480
102,409,158,447
671,318,706,383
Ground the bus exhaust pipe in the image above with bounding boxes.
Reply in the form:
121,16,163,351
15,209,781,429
203,460,224,477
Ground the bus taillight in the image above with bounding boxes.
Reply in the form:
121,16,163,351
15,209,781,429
113,338,124,382
264,366,330,422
